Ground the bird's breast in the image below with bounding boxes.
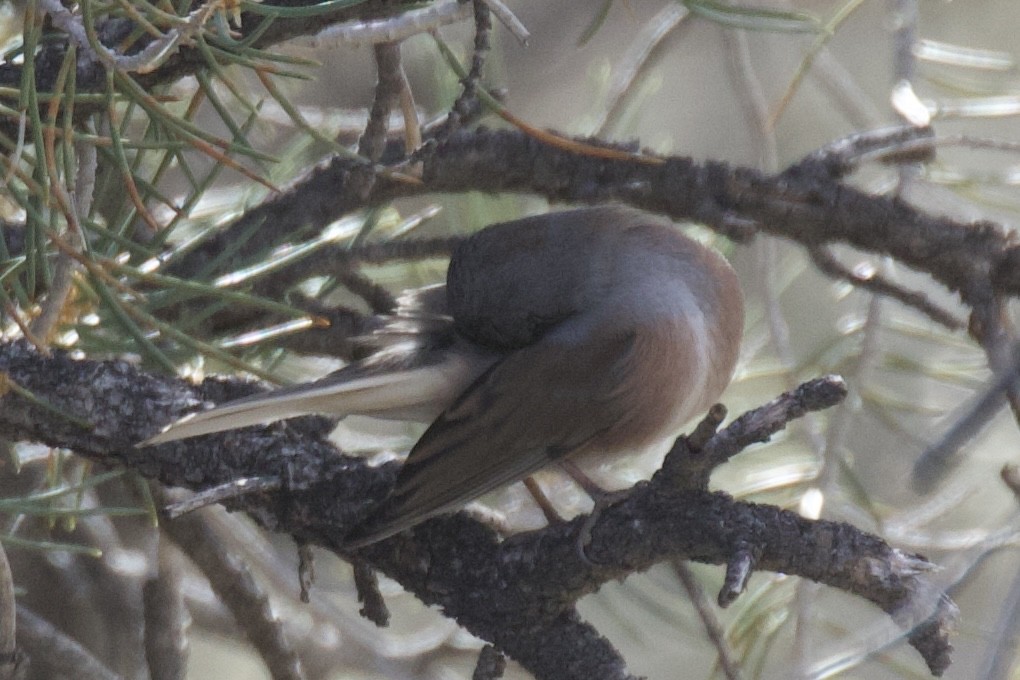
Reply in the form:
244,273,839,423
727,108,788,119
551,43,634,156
569,276,739,477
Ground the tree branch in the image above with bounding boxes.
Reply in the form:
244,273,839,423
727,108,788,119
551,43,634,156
0,342,956,677
158,126,1017,323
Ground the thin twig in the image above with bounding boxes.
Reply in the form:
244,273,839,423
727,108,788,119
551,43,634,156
359,42,405,163
161,498,307,680
1,300,46,353
809,50,884,129
430,0,492,141
808,246,964,330
143,537,190,680
346,236,462,263
673,562,745,680
16,606,120,680
395,61,422,153
352,559,389,627
890,0,931,126
592,4,690,136
28,131,97,341
162,477,282,520
975,554,1020,679
335,264,398,314
301,0,472,47
0,542,18,680
722,20,778,169
479,0,529,45
40,0,218,74
912,338,1020,492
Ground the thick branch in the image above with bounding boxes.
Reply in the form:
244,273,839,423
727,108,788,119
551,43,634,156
163,128,1018,317
412,130,1014,308
0,341,955,677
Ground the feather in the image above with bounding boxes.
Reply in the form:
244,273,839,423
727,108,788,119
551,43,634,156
344,321,640,547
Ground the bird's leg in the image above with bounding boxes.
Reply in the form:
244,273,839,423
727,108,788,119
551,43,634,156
523,476,566,524
457,475,567,541
559,459,630,564
460,477,565,540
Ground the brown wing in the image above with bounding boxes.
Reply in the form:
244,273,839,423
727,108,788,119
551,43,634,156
344,324,637,547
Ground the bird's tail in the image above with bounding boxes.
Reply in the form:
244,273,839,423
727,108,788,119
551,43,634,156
139,351,490,446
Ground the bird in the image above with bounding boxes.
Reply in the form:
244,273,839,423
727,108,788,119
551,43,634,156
142,206,745,547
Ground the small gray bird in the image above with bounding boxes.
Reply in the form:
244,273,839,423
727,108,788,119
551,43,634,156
143,206,744,547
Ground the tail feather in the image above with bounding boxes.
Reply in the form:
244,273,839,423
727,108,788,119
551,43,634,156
140,360,485,446
139,284,496,447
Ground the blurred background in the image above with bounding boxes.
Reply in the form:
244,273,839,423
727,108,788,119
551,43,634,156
2,0,1020,678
